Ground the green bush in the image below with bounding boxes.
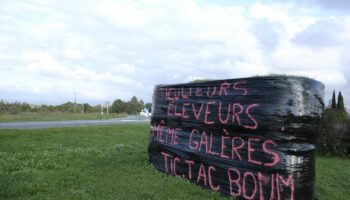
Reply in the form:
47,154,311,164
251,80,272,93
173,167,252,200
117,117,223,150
318,109,348,156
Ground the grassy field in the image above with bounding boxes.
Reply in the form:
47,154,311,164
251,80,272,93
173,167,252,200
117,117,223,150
0,112,127,122
0,124,349,199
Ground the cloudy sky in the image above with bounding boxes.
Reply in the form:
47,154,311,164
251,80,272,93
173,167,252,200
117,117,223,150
1,0,349,108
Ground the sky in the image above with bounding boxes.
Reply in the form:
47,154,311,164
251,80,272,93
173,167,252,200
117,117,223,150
0,0,349,108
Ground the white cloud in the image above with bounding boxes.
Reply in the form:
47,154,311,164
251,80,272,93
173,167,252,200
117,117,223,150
290,70,347,86
95,1,150,28
63,48,82,59
292,17,347,47
22,51,70,78
250,2,316,38
0,52,12,60
0,0,349,107
216,59,268,78
111,63,136,74
270,45,341,70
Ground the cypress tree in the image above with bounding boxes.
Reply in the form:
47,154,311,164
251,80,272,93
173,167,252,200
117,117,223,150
337,91,345,112
331,90,337,109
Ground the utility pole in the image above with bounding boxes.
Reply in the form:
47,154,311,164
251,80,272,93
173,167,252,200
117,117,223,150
105,101,110,115
74,89,77,114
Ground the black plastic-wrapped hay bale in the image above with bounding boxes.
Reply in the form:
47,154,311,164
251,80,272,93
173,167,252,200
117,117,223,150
148,76,324,200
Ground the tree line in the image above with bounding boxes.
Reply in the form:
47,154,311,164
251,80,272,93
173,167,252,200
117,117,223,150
0,96,152,115
0,100,105,114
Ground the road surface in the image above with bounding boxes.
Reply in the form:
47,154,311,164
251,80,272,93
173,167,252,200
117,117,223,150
0,115,150,129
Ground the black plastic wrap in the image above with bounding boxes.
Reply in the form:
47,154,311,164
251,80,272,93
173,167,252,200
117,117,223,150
148,76,324,200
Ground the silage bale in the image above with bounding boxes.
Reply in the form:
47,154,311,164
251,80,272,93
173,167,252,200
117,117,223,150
148,76,324,200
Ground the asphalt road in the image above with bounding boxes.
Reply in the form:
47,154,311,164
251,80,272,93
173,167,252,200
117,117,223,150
0,115,150,129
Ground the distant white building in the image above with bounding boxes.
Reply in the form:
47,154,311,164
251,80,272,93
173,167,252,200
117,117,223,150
140,108,151,117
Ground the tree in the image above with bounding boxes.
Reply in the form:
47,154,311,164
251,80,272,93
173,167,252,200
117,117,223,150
57,102,75,113
111,99,126,113
144,103,152,112
126,96,141,114
331,90,337,109
346,119,350,154
318,108,348,155
83,103,92,113
337,92,346,113
139,100,145,109
136,98,144,113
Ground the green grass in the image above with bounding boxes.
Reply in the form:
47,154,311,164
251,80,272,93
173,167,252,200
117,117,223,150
0,124,349,199
315,156,350,199
0,124,234,200
0,112,127,122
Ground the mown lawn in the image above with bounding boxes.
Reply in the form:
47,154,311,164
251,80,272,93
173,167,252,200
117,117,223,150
0,124,349,199
0,112,127,122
